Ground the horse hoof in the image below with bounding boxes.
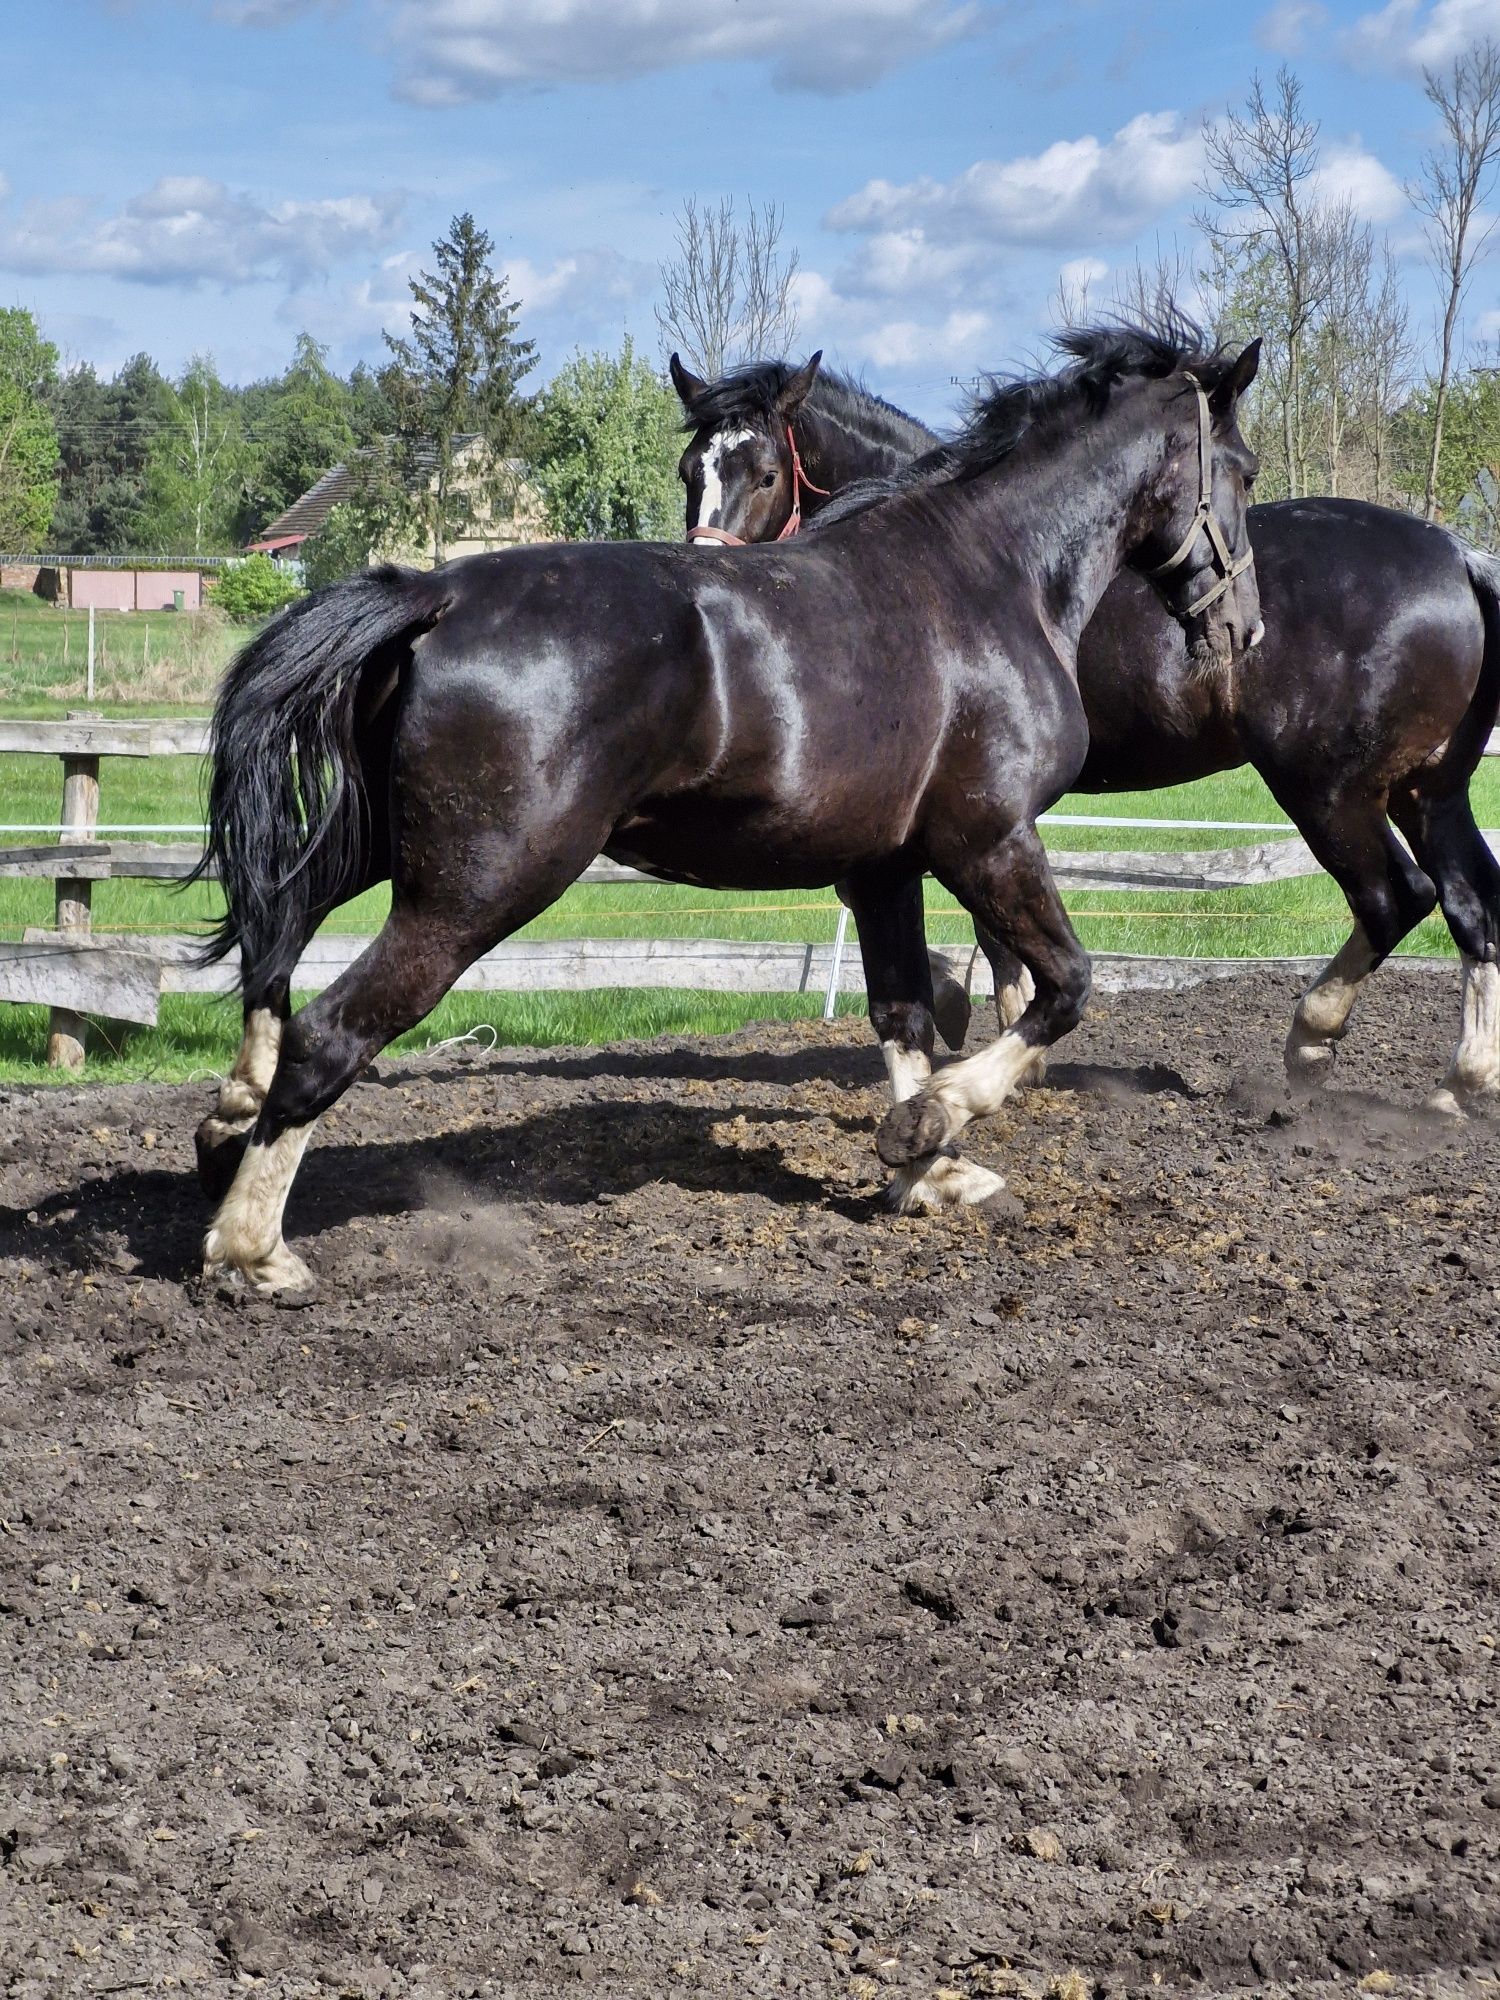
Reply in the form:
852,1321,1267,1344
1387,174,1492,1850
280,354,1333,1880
1426,1087,1467,1122
887,1153,1006,1213
203,1235,316,1298
876,1093,954,1166
195,1115,252,1201
932,978,971,1054
1283,1038,1335,1093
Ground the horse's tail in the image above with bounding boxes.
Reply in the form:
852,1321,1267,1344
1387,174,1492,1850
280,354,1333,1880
1454,537,1500,774
194,564,452,986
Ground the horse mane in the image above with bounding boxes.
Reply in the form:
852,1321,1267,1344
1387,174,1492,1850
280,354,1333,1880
815,310,1229,530
679,359,935,458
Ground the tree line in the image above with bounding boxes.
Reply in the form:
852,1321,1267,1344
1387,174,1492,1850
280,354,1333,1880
6,43,1500,569
0,213,695,572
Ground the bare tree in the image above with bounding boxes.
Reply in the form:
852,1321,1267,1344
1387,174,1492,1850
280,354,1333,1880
1309,201,1376,496
1050,264,1098,328
1108,244,1201,327
1360,246,1413,505
1408,40,1500,519
1199,68,1328,498
656,198,800,378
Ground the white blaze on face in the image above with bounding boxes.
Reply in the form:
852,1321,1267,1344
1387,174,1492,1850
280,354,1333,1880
694,427,756,534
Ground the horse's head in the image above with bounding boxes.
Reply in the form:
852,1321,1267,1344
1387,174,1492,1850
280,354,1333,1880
670,352,823,546
1134,340,1263,673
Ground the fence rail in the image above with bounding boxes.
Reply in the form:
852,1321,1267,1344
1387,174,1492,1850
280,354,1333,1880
1,714,1495,1066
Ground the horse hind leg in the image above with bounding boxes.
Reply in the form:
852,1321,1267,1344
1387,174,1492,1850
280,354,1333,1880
928,947,973,1053
203,905,493,1293
196,991,287,1200
1283,800,1435,1090
1394,790,1500,1113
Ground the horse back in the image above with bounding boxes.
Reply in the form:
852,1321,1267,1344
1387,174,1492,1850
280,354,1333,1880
1233,499,1484,792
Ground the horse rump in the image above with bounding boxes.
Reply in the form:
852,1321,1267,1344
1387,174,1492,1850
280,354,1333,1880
193,565,452,989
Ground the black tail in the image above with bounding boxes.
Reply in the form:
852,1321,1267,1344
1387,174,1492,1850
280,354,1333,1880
1455,537,1500,774
195,564,451,985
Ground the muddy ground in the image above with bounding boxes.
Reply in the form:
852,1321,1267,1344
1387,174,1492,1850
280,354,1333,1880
1,967,1498,1999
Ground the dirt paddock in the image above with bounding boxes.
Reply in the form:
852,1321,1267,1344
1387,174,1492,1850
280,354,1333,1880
2,968,1497,1998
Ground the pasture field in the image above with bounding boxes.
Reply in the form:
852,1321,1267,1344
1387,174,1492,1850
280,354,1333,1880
2,973,1494,1995
3,697,1497,1084
0,589,234,706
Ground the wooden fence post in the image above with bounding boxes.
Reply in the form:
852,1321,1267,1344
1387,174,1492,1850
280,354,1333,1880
46,710,101,1070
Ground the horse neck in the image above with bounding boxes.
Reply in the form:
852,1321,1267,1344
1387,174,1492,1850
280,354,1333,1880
796,394,935,518
992,397,1176,654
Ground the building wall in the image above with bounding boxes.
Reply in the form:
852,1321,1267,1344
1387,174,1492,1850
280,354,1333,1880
67,569,205,611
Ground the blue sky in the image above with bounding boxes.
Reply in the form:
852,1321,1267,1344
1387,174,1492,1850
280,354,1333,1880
1,0,1496,426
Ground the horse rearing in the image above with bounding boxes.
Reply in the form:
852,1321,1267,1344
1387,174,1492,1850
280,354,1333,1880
196,318,1260,1293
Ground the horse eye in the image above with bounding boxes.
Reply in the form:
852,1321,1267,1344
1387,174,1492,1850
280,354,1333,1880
760,472,777,490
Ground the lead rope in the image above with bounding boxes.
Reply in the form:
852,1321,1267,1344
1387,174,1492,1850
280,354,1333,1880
688,424,831,547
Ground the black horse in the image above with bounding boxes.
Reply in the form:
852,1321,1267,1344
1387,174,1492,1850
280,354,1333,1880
195,319,1260,1293
675,357,1500,1111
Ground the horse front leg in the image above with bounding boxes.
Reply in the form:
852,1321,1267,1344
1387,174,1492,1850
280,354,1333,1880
841,866,1001,1212
976,924,1045,1082
875,824,1090,1199
835,874,971,1052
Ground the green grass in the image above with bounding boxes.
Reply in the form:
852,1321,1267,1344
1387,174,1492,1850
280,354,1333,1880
0,989,869,1086
0,589,235,707
3,687,1496,1083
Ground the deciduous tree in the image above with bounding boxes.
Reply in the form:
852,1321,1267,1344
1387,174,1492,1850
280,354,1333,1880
532,340,680,542
0,308,61,552
1408,40,1500,519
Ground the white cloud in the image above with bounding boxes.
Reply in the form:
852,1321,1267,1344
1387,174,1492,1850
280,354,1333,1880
214,0,330,20
836,228,986,298
1312,139,1407,220
0,176,402,287
503,247,654,316
826,113,1204,252
787,266,994,384
863,307,991,369
1342,0,1500,70
387,0,979,104
1256,0,1330,52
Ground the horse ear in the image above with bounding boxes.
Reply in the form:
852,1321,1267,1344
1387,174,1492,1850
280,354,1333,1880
776,351,823,419
1211,338,1261,413
669,353,709,409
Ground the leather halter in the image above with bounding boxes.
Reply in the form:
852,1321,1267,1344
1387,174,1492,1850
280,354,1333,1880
1145,374,1254,618
687,424,831,547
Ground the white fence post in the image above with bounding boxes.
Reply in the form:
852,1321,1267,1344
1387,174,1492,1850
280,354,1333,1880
823,904,850,1020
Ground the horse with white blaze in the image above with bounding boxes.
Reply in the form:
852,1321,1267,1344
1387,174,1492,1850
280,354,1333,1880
193,318,1261,1293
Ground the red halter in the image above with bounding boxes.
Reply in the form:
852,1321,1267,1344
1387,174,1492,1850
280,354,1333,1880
687,424,831,547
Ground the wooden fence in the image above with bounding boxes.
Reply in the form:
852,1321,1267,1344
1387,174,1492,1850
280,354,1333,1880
2,716,1497,1068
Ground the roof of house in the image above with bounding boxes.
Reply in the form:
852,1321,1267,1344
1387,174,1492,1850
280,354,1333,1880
246,441,533,551
248,460,362,548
